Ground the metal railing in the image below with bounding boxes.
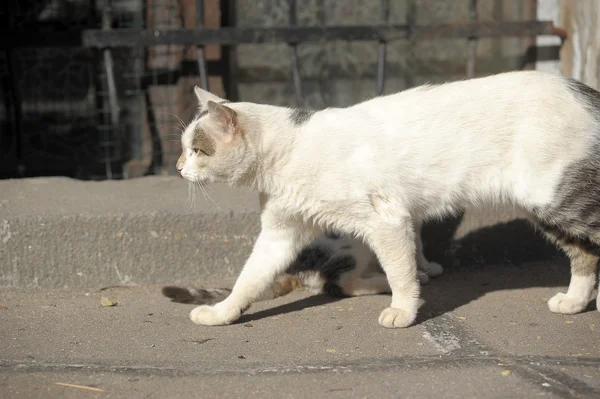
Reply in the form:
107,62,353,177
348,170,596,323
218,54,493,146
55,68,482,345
0,0,566,179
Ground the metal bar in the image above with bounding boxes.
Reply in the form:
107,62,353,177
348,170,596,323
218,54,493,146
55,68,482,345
76,21,564,48
288,0,302,105
5,49,24,177
0,21,565,48
102,5,119,127
466,0,478,78
521,0,539,70
139,60,221,88
375,0,390,96
101,0,116,179
144,90,163,176
196,0,209,90
220,0,239,101
4,0,24,177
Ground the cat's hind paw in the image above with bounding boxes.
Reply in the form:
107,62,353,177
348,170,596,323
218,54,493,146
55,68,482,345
547,292,588,314
190,304,241,326
378,307,416,328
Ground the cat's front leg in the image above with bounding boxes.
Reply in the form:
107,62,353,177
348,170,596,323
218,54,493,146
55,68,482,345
364,217,420,328
190,216,315,326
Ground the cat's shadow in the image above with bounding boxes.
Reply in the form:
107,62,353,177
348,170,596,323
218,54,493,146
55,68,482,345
238,294,342,323
412,215,594,322
243,216,597,325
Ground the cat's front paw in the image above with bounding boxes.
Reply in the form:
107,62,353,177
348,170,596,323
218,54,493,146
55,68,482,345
547,292,588,314
378,307,416,328
190,304,241,326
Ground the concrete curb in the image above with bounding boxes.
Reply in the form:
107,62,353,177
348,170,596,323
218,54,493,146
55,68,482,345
0,176,564,289
1,177,260,289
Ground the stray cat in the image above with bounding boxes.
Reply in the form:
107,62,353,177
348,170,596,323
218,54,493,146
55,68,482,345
163,232,443,305
173,70,600,328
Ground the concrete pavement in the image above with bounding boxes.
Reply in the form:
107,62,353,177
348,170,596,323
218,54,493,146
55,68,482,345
1,262,599,398
1,176,599,398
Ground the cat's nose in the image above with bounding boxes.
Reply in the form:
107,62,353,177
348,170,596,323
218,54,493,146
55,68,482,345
176,165,183,172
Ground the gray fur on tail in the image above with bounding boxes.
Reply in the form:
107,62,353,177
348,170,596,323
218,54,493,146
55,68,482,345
162,286,231,305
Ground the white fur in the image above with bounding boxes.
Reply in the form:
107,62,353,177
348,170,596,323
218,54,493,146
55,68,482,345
180,71,599,328
548,274,596,314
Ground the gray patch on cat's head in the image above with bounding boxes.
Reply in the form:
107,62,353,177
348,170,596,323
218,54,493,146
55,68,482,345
565,78,600,120
191,126,216,156
195,100,231,120
290,108,315,126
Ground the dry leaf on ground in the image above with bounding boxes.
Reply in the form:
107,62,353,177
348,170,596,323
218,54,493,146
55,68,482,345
100,297,118,307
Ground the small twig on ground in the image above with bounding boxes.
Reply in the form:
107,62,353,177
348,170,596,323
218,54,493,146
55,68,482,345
182,338,214,344
55,382,104,392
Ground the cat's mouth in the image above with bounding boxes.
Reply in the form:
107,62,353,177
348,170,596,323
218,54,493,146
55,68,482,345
184,172,213,185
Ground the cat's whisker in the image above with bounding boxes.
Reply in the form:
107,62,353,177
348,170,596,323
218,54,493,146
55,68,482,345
167,129,184,138
194,180,208,206
167,112,187,131
186,182,194,213
202,183,222,200
200,181,223,211
185,182,191,205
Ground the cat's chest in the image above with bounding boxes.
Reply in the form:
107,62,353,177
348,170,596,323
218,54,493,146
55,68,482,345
269,180,369,226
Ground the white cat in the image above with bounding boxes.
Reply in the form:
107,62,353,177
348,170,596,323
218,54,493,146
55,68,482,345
176,70,600,328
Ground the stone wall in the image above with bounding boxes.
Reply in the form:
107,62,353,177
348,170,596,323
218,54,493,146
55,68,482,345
559,0,600,89
234,0,535,108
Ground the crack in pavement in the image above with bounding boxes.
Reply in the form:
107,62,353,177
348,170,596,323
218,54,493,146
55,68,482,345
1,355,598,376
421,312,599,398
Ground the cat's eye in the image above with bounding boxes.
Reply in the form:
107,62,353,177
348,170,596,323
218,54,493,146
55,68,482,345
193,147,209,156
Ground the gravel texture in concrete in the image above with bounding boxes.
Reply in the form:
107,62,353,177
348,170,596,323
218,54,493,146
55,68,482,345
1,260,598,398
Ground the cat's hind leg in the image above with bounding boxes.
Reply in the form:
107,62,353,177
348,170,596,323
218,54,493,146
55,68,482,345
537,223,598,314
547,242,598,314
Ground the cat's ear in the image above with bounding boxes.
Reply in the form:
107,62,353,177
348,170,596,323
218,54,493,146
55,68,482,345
194,86,224,109
207,100,237,143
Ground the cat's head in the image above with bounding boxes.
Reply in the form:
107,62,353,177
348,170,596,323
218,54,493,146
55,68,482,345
177,87,256,185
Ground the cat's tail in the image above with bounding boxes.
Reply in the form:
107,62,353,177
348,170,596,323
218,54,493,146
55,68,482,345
161,286,232,305
162,274,306,305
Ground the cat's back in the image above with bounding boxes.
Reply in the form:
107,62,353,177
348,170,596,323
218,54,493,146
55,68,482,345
359,70,580,119
306,70,596,159
290,71,600,213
